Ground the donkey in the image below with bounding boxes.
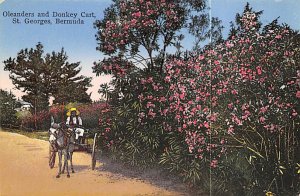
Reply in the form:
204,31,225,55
49,116,76,178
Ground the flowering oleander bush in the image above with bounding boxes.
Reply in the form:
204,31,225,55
94,2,299,195
20,110,51,130
19,102,107,131
75,102,108,129
205,6,300,195
96,71,167,166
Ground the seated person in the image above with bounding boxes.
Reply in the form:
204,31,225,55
66,107,84,143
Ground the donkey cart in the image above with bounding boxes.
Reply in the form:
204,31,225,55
48,127,99,171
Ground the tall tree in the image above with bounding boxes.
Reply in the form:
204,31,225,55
4,43,49,112
4,43,92,112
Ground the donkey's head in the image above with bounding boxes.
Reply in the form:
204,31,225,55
49,124,61,143
49,116,61,144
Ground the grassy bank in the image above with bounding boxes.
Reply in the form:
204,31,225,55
0,128,49,141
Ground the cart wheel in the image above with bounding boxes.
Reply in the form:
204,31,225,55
91,133,97,170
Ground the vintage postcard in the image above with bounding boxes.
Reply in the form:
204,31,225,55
0,0,299,195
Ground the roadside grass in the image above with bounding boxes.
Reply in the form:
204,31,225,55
0,128,95,143
1,128,49,141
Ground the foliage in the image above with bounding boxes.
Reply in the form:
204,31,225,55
97,70,168,166
73,102,108,129
0,89,17,127
16,110,32,121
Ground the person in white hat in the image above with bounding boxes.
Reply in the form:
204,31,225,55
66,107,84,143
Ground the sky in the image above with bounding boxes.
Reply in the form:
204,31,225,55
0,0,299,102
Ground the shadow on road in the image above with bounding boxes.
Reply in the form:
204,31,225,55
74,164,90,172
93,153,206,196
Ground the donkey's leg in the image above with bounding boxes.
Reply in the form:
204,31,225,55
64,150,70,178
69,152,75,173
61,159,66,174
56,151,62,178
61,151,67,174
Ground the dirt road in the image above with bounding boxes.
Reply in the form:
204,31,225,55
0,131,184,196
